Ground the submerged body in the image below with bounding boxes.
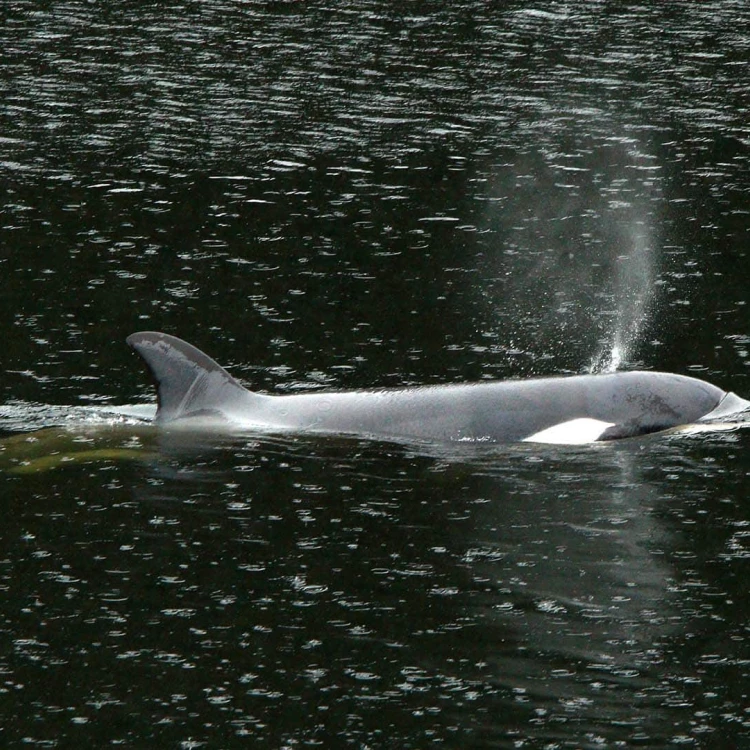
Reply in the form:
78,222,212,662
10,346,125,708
126,332,749,445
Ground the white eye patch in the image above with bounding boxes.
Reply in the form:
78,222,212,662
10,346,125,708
522,418,617,445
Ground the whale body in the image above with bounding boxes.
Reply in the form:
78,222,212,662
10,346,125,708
126,332,749,445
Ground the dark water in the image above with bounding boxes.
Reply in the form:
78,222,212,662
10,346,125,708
2,1,750,746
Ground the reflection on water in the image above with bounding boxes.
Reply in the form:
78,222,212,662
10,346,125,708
3,0,750,745
2,427,750,745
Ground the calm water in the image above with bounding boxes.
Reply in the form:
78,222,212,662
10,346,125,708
2,1,750,746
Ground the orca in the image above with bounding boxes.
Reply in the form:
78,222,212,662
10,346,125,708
126,332,749,445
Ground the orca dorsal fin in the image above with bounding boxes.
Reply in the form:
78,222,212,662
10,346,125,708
127,331,251,423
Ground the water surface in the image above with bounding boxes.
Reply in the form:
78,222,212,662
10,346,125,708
2,1,750,746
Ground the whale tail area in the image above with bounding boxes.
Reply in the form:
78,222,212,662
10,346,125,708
126,331,253,423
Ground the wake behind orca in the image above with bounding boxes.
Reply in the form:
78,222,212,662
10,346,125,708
126,332,750,446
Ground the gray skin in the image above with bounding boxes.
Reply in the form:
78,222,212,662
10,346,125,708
126,332,746,444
